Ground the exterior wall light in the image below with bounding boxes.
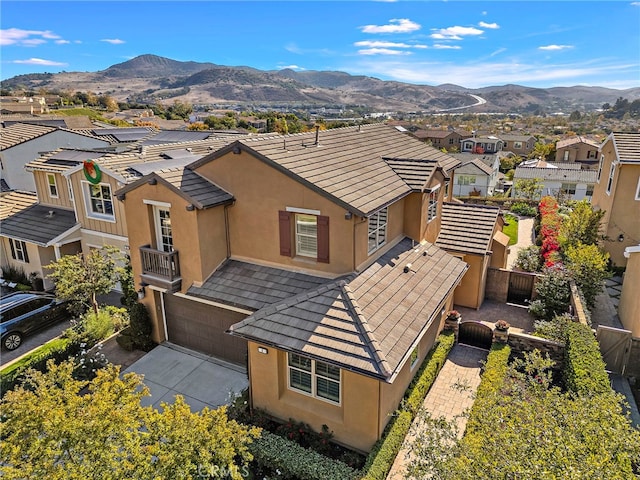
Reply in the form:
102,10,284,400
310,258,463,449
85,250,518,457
257,347,269,354
618,234,625,242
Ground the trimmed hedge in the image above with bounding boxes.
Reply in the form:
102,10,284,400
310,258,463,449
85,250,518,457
360,331,456,480
563,322,610,396
250,430,360,480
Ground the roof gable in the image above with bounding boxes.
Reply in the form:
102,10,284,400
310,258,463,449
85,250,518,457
436,203,501,255
611,132,640,164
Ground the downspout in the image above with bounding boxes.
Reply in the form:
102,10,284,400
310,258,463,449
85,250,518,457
352,215,367,271
224,202,233,259
377,380,382,441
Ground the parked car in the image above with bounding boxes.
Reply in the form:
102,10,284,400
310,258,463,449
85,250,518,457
0,292,69,351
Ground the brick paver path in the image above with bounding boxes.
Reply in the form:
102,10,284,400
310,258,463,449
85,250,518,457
386,344,487,480
506,216,534,269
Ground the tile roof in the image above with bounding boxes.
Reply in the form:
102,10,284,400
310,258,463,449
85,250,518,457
195,124,460,217
611,132,640,164
229,239,468,381
153,168,234,209
188,259,333,311
0,123,55,150
1,204,78,246
436,203,501,255
556,136,601,149
0,190,38,220
498,134,536,142
454,157,495,176
384,159,439,190
514,166,598,183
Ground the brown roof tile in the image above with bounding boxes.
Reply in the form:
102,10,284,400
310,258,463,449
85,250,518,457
436,202,501,255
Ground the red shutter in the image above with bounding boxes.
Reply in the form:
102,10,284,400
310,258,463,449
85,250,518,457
279,210,292,257
317,215,330,263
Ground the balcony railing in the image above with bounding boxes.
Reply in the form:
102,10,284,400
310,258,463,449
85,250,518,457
140,246,180,282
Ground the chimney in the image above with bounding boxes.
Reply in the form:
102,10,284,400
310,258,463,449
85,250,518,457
315,125,320,145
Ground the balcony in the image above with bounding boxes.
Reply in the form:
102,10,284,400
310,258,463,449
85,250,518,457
139,245,181,292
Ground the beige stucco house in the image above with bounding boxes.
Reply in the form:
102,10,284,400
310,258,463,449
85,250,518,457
618,245,640,337
591,132,640,267
115,124,509,452
554,136,600,167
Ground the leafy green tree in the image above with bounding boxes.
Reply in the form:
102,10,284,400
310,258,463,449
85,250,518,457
0,361,260,480
558,200,605,248
514,178,543,200
528,141,554,160
563,242,610,307
46,246,124,316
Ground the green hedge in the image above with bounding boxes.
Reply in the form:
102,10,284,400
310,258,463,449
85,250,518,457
563,322,610,396
0,337,80,395
250,430,360,480
360,331,456,480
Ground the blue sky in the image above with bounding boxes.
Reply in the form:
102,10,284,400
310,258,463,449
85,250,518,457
1,1,639,89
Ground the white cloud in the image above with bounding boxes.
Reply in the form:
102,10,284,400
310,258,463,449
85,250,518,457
0,28,62,46
101,38,125,45
539,44,573,51
433,44,462,50
360,18,421,34
489,48,507,57
12,58,68,66
478,22,499,29
358,48,412,56
631,2,640,5
279,64,305,71
355,41,411,48
430,26,484,39
55,40,70,45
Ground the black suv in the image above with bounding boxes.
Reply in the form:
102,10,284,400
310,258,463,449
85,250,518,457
0,292,69,351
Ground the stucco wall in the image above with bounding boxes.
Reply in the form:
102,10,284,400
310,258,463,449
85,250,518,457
453,254,483,308
618,251,640,337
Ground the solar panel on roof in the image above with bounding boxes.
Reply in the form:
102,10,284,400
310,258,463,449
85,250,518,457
141,131,210,145
111,132,150,142
160,149,198,159
92,127,150,136
127,155,203,176
49,150,106,161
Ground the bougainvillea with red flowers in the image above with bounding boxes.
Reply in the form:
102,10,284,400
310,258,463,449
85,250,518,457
538,196,562,267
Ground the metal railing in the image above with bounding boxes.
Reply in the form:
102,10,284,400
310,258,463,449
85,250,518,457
140,246,180,281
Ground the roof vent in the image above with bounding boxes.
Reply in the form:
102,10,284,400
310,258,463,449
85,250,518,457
403,263,413,273
46,210,55,218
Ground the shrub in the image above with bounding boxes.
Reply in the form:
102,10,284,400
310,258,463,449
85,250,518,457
563,242,610,307
116,302,155,352
531,265,572,320
513,245,541,272
275,420,334,456
533,313,572,342
250,430,360,480
563,322,611,396
510,202,537,217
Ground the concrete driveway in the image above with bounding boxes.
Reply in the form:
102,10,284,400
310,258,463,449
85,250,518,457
123,343,248,412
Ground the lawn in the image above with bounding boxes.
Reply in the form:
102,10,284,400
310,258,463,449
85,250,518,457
503,214,519,246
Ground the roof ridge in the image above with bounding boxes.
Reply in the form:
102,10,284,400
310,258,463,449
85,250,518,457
339,281,393,378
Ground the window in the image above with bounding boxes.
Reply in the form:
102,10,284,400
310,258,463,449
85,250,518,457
448,137,454,145
295,214,317,258
606,163,615,195
597,155,604,182
514,141,523,149
47,173,58,198
587,150,597,159
586,184,594,197
84,182,114,220
561,183,576,195
154,207,173,252
288,353,340,403
279,210,329,263
67,178,73,201
410,346,419,370
563,151,570,161
368,207,388,254
8,239,29,263
458,175,476,185
427,186,440,223
635,178,640,201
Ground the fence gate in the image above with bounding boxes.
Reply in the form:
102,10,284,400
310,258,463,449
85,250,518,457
596,326,632,375
458,321,493,350
507,271,536,305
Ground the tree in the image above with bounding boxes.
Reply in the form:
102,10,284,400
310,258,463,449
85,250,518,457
514,178,543,200
46,246,124,316
558,199,605,248
564,242,610,307
0,361,260,480
528,141,554,160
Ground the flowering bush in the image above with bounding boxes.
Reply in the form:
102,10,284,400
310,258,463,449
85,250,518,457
537,196,562,267
446,310,460,320
494,320,510,331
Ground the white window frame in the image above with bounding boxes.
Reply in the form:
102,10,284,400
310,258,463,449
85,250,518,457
287,353,341,405
597,155,604,183
410,346,420,371
514,141,523,149
606,163,615,195
586,184,595,198
368,206,388,254
67,178,74,201
47,173,58,198
295,214,317,258
458,175,477,186
635,177,640,201
427,185,440,223
154,206,173,253
82,181,115,222
9,239,29,263
561,183,577,195
563,151,570,161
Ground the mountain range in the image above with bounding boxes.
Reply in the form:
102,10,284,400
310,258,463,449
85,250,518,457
3,54,639,114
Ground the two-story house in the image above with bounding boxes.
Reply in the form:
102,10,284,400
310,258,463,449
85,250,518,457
460,135,504,154
115,124,507,452
449,152,503,197
512,163,597,201
554,136,601,167
499,133,537,157
591,132,640,267
411,127,472,152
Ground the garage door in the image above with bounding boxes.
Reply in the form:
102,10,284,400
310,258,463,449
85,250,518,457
163,293,248,365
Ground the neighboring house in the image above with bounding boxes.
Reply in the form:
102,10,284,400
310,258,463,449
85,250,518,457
450,153,501,197
618,245,640,336
19,138,236,291
498,133,537,157
0,190,81,291
115,124,504,452
0,123,112,192
591,132,640,267
460,135,504,154
554,136,601,167
411,128,472,152
512,164,597,201
0,96,49,115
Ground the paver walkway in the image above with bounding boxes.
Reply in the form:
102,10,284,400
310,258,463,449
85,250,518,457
386,344,487,480
506,216,534,269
